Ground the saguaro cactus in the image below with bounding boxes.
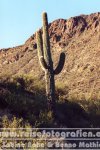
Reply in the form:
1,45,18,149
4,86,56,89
36,12,65,112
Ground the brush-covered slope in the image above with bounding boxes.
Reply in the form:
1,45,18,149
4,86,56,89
0,12,100,100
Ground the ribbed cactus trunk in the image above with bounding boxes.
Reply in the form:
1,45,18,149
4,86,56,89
36,12,65,113
45,63,55,111
43,13,55,111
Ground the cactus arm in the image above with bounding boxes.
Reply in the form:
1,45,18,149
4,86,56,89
54,52,66,75
36,31,48,70
39,56,48,71
36,30,44,57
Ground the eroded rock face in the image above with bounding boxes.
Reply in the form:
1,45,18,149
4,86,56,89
0,12,100,100
66,16,87,34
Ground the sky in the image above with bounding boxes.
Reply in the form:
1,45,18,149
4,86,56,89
0,0,100,49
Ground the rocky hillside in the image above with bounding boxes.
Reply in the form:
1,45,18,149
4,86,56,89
0,12,100,100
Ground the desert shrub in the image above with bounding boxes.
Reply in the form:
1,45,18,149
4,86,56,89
13,75,45,93
55,82,69,101
2,115,30,128
0,75,48,126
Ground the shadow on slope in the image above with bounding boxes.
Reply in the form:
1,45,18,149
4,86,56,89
0,78,100,128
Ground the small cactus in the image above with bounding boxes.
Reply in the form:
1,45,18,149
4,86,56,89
36,12,65,113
